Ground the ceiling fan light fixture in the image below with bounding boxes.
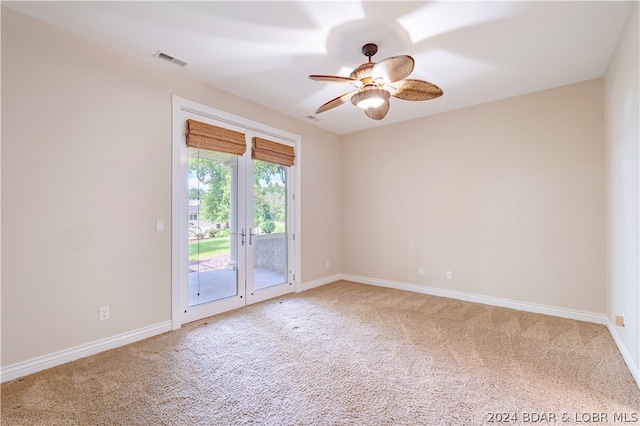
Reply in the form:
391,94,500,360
351,87,390,110
310,42,442,120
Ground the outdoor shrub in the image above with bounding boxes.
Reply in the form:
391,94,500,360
262,220,276,234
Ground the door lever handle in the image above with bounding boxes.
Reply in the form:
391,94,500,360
249,228,255,245
241,228,246,246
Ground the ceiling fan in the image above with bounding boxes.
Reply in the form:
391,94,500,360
309,43,443,120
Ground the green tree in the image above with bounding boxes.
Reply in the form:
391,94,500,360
190,157,231,223
189,187,205,200
255,161,285,185
190,157,286,232
254,161,286,232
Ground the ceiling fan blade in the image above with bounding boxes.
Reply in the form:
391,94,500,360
372,55,414,83
388,79,443,101
309,75,362,88
364,100,390,120
315,90,358,114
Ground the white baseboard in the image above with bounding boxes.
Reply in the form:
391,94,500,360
340,274,609,325
1,321,172,383
297,274,342,293
606,320,640,388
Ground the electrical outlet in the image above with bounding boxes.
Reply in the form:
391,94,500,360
418,267,424,276
99,306,110,321
446,271,453,280
326,260,330,268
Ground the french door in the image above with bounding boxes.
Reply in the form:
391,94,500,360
172,98,298,326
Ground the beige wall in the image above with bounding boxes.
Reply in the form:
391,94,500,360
341,79,606,313
605,3,640,368
1,8,341,367
2,3,637,383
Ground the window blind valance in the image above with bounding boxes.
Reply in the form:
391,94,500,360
251,137,295,167
185,119,246,155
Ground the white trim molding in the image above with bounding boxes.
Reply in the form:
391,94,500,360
340,274,609,325
298,274,342,293
606,320,640,388
0,321,172,383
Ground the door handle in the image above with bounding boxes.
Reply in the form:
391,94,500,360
249,228,255,245
241,228,246,246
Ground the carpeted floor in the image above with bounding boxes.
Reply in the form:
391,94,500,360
2,280,639,425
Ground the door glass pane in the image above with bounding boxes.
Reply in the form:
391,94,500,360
188,149,238,306
253,160,287,290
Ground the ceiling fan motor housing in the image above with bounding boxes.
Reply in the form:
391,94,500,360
350,63,375,80
351,43,379,79
362,43,378,58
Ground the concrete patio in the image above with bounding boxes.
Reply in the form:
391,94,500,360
189,268,285,306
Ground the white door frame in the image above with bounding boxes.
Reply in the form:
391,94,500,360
171,96,301,329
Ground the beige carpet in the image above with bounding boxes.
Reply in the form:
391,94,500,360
2,280,639,425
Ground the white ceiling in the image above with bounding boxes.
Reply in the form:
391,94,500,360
4,1,633,135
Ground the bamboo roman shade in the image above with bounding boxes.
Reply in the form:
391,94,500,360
185,119,246,155
251,137,295,167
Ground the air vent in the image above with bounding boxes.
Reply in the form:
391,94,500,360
153,51,187,67
306,115,321,122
